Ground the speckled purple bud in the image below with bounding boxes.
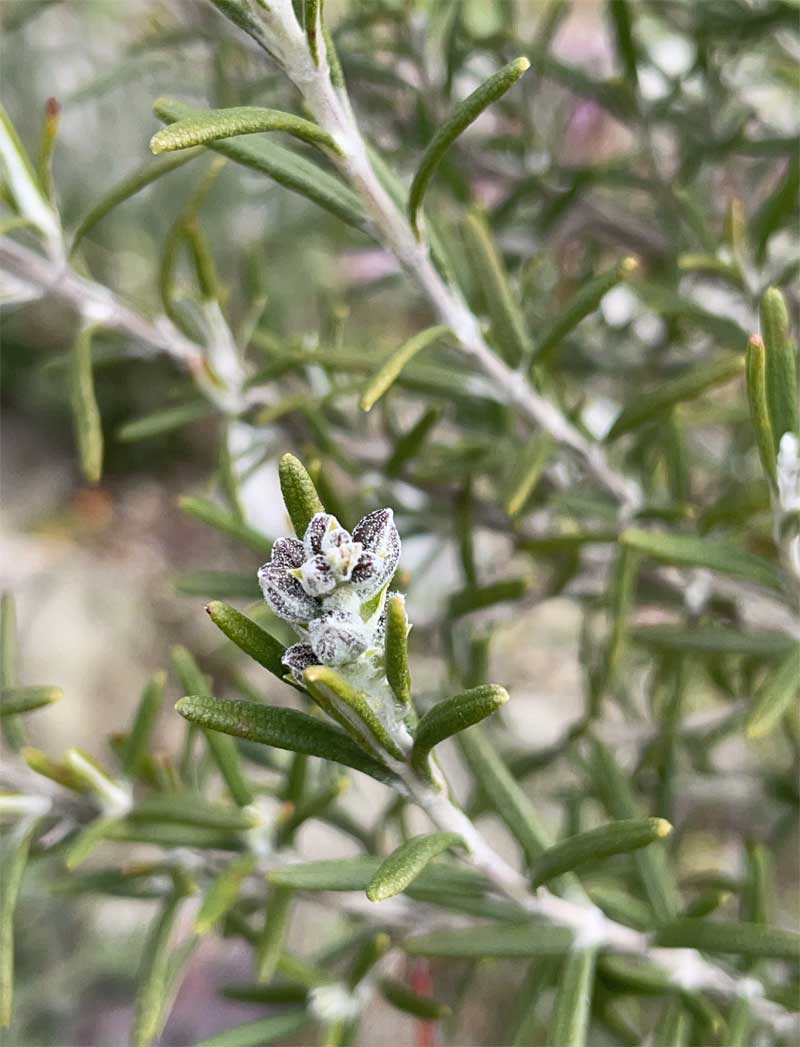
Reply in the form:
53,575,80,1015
282,642,318,683
270,537,305,568
349,509,400,597
303,513,340,557
293,554,337,597
258,555,320,624
308,610,371,666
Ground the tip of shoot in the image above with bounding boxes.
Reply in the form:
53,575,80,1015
653,818,673,838
514,56,531,74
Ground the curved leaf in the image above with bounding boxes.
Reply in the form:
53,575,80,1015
366,832,464,902
150,106,338,156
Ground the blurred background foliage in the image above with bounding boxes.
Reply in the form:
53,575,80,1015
1,0,799,1044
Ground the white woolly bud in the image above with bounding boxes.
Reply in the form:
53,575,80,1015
777,432,800,514
308,982,368,1024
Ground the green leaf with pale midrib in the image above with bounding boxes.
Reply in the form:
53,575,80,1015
175,695,397,786
150,106,337,156
154,98,366,232
366,832,464,902
530,817,672,887
620,528,783,591
654,918,800,960
404,921,573,957
267,856,487,897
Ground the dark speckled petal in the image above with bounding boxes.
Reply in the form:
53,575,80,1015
270,537,305,568
303,512,340,557
282,642,319,682
258,559,320,623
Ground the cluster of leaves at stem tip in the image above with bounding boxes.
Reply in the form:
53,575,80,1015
1,0,800,1045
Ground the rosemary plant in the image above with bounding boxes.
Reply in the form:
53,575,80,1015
1,2,799,1045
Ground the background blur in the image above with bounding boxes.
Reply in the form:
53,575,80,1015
2,1,798,1044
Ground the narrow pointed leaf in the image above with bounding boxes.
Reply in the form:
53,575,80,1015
590,739,680,921
303,666,406,759
132,894,186,1047
151,106,338,156
171,646,253,806
533,258,637,364
206,601,286,680
174,571,261,599
360,325,449,411
194,1012,308,1047
255,886,293,983
551,947,597,1047
531,817,672,888
379,978,450,1020
607,355,744,440
1,593,23,751
458,726,552,867
267,856,486,897
760,286,798,443
279,453,324,537
195,855,257,934
462,210,532,366
632,624,794,658
70,150,199,254
1,818,42,1027
0,103,61,248
117,401,213,442
70,325,103,484
0,685,62,717
412,685,508,775
408,57,530,236
178,495,270,554
655,999,691,1047
385,406,441,476
122,671,166,777
620,529,783,591
746,644,800,739
37,96,60,202
745,335,778,485
654,918,800,960
447,576,533,617
154,99,365,232
175,695,397,785
384,594,411,706
504,434,552,516
367,832,463,902
404,922,573,958
129,793,258,831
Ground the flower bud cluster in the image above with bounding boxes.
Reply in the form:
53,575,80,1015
258,509,401,683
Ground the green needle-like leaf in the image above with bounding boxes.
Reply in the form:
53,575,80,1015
267,856,486,897
412,684,508,776
384,594,411,707
404,922,573,958
194,1011,309,1047
590,739,680,922
533,258,638,365
447,576,533,617
171,647,254,806
745,335,778,485
366,832,464,902
530,817,672,888
154,99,365,232
1,818,41,1027
255,886,293,983
178,496,270,555
379,977,450,1020
620,529,783,591
70,325,103,484
303,666,406,759
174,571,261,600
607,355,744,440
551,947,597,1047
279,452,324,537
760,286,798,443
408,57,530,236
360,325,449,411
150,105,338,156
129,793,258,831
70,150,199,254
0,685,62,717
175,695,397,786
461,210,533,366
116,402,213,442
206,601,286,681
654,918,800,960
458,726,552,867
195,855,257,935
746,643,800,739
122,671,166,777
132,893,186,1047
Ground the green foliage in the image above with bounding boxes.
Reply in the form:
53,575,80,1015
2,2,799,1045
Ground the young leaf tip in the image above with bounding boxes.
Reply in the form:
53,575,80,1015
512,56,531,74
653,817,673,838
